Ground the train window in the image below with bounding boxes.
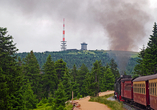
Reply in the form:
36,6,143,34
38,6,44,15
149,83,150,94
156,83,157,96
149,83,152,95
150,83,152,95
153,83,154,95
142,84,143,94
143,84,145,94
154,83,155,95
155,83,156,96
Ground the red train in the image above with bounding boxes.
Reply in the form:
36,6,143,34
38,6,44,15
114,74,157,110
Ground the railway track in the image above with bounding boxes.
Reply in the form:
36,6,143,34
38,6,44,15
123,101,148,110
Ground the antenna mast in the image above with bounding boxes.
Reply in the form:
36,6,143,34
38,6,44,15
61,18,67,51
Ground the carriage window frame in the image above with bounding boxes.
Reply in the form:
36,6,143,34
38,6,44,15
155,83,156,96
149,81,157,96
133,82,145,94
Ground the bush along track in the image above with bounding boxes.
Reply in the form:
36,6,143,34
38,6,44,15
89,94,124,110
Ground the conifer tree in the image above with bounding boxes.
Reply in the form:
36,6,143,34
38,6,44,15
70,64,79,97
84,72,97,96
70,64,78,82
134,45,146,76
0,27,24,109
42,55,58,98
102,68,115,91
54,59,67,81
62,73,72,100
22,50,41,100
109,58,120,79
143,22,157,75
53,82,67,110
23,81,38,109
72,82,80,97
76,63,89,95
83,61,102,96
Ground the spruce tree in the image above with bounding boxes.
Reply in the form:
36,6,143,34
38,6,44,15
143,22,157,75
22,50,41,100
76,63,89,95
103,68,115,91
0,27,24,109
72,82,80,98
54,59,67,81
134,45,146,75
62,73,72,100
84,72,97,96
70,64,79,97
23,80,38,109
54,82,67,110
91,61,101,96
70,64,78,82
42,55,58,98
109,58,120,79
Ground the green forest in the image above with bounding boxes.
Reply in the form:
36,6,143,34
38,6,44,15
1,23,157,110
0,27,118,110
16,49,138,75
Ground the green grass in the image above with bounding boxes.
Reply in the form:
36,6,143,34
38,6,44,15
32,102,73,110
65,103,73,110
89,94,124,110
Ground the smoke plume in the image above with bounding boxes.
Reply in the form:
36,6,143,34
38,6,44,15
92,0,150,51
91,0,150,74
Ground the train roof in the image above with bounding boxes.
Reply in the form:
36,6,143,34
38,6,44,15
133,74,157,82
121,78,133,81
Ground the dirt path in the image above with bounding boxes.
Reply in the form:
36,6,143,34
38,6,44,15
73,91,114,110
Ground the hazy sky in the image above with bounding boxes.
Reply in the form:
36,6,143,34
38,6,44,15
0,0,157,52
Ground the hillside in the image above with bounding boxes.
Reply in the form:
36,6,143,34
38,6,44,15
16,50,139,74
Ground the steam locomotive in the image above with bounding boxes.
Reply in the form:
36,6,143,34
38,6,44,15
114,74,157,110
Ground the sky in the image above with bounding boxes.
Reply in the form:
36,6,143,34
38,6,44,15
0,0,157,52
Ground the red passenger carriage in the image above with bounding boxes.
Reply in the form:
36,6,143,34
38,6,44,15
148,74,157,110
132,74,157,110
121,78,133,101
133,76,149,107
115,74,157,110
